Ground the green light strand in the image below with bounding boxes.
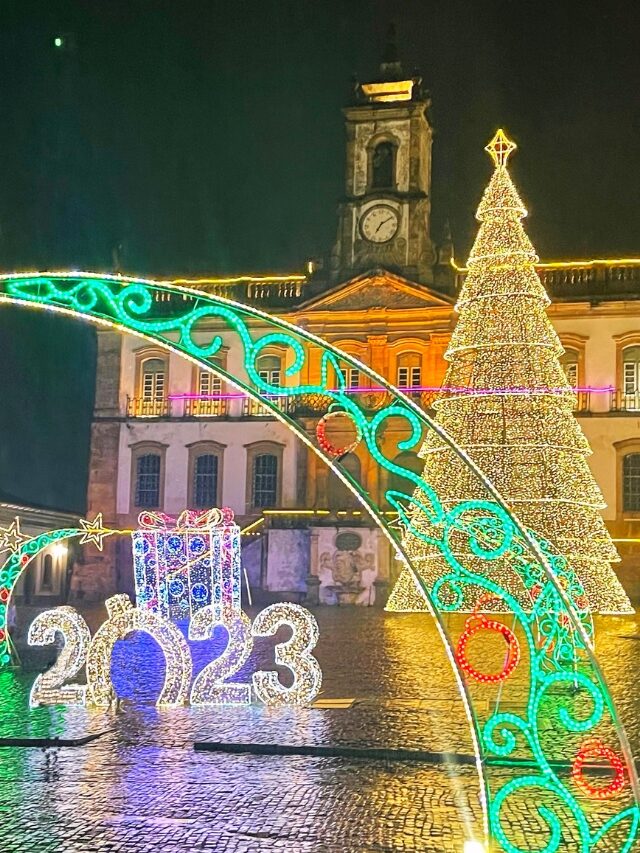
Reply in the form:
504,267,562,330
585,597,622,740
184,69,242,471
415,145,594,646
1,272,637,853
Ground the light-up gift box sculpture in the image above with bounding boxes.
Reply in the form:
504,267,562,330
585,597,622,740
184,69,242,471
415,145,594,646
132,507,241,624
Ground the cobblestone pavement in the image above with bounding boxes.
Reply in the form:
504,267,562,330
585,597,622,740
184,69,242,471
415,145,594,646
0,607,639,852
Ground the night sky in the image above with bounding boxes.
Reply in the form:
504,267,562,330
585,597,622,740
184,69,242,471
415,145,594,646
0,0,638,512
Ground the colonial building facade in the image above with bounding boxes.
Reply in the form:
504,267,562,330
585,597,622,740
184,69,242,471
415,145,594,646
80,55,640,607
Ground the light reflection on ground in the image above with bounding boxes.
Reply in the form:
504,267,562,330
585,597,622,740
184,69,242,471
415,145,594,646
0,607,638,851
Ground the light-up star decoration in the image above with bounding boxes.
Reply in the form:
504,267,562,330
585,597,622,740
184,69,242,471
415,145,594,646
0,517,30,553
485,128,516,167
78,513,113,551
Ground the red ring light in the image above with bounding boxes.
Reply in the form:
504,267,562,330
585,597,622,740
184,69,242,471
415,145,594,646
572,738,626,800
456,614,521,684
316,411,362,458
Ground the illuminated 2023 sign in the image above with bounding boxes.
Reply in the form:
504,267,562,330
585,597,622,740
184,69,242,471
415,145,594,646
28,595,322,708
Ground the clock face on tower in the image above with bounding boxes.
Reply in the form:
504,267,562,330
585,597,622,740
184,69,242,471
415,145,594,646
360,205,399,243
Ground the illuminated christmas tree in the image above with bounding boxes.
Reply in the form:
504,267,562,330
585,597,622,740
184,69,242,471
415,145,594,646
391,130,632,614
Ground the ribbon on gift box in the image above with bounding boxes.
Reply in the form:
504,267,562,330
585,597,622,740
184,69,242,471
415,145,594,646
137,507,235,530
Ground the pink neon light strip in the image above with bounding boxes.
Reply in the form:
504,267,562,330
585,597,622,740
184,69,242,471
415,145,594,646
168,384,613,401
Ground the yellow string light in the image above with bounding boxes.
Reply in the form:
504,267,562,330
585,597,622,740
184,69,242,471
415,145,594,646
397,130,633,615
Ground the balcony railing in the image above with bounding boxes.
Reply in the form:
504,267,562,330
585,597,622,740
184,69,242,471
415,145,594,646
610,390,640,412
540,264,640,299
454,260,640,301
123,388,624,420
280,389,439,416
573,391,591,413
127,397,171,418
184,397,229,417
242,395,295,417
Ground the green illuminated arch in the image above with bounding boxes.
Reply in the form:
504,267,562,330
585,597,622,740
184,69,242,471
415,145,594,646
0,272,638,853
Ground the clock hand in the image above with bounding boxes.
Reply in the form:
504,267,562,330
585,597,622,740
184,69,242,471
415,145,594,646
375,217,393,234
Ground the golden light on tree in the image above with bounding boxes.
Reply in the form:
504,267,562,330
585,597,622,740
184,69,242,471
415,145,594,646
392,130,632,614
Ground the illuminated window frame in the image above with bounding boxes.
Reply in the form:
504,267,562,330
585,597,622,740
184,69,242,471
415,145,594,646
388,339,429,394
558,334,587,389
614,438,640,520
332,340,368,391
339,367,361,389
396,352,423,390
245,344,288,416
614,332,640,411
621,346,640,409
130,441,167,512
190,350,227,416
187,441,225,509
245,441,284,511
135,347,170,400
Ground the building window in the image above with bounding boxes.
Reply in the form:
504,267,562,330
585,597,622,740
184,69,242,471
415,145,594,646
252,454,278,508
192,454,219,508
129,354,170,417
245,441,284,510
371,140,396,189
339,366,361,389
622,345,640,409
397,353,422,390
560,348,579,388
199,369,221,398
187,367,225,416
252,455,278,508
135,453,162,508
141,358,166,400
257,355,281,388
245,355,283,416
623,453,640,512
41,554,54,591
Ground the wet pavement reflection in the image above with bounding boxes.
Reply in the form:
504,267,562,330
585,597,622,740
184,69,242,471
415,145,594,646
0,607,638,851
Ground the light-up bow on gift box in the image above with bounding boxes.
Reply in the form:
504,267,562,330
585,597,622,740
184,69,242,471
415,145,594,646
132,506,241,624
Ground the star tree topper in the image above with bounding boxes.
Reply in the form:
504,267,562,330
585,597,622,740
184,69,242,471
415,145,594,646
0,517,30,553
79,513,113,551
485,128,516,168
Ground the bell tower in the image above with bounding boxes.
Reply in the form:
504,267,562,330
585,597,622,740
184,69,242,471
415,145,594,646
331,28,435,285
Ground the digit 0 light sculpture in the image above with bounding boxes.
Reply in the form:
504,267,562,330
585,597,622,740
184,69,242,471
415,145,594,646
86,594,192,707
0,135,638,850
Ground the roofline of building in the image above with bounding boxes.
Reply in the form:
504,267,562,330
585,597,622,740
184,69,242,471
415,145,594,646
0,269,308,287
0,499,81,524
451,257,640,273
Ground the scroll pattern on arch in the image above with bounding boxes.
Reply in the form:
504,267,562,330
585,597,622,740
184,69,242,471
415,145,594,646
0,272,638,853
